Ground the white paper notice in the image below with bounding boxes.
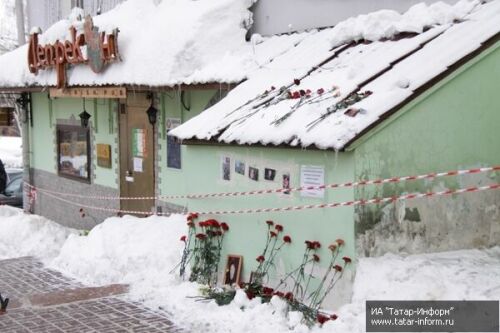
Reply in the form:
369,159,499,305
300,165,325,198
133,157,143,173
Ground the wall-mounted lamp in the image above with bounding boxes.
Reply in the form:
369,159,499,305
79,98,91,128
146,93,158,126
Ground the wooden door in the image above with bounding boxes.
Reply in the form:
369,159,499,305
119,93,155,214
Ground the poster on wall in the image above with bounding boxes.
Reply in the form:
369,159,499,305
96,144,112,168
222,156,231,181
132,128,146,157
300,165,325,198
235,160,245,175
282,173,291,195
166,118,182,169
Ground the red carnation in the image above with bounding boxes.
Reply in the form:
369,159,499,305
275,224,283,232
262,287,274,296
334,265,343,272
79,208,84,213
336,238,345,246
313,254,320,262
187,221,195,228
199,221,206,227
187,212,198,221
221,222,229,231
180,235,187,242
270,231,277,238
305,240,314,249
205,219,219,228
328,243,337,251
285,292,294,301
292,91,301,99
266,220,274,226
196,233,207,240
273,291,284,298
256,255,265,263
317,88,325,95
299,89,306,96
342,256,352,264
331,314,338,320
283,235,292,243
246,290,255,300
317,313,330,325
294,78,301,85
271,86,276,91
216,230,223,236
313,241,321,249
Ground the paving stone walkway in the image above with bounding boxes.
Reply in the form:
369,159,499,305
0,257,184,332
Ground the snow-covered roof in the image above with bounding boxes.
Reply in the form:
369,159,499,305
0,0,271,88
170,0,500,150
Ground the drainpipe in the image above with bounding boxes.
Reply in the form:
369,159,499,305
16,93,31,213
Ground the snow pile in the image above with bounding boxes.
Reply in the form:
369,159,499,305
0,206,76,261
0,136,22,168
327,248,500,332
49,212,500,333
171,0,500,150
51,214,187,285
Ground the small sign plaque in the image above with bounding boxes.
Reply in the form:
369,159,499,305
49,87,126,99
96,144,112,168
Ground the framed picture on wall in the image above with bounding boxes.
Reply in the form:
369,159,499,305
249,167,259,181
224,255,243,285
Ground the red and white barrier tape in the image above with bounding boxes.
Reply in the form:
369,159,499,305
24,165,500,201
32,182,500,216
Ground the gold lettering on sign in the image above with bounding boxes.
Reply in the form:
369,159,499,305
49,87,127,99
28,16,121,88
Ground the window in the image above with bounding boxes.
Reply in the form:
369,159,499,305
57,125,91,182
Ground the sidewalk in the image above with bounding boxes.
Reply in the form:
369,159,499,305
0,257,185,332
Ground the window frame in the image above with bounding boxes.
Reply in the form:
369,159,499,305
56,124,91,184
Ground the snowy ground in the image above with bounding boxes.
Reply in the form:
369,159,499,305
0,206,499,332
0,135,22,168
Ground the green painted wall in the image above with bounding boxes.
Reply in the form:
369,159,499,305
352,41,500,249
29,92,119,189
158,90,356,282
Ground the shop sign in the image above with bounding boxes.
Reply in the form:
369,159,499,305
28,15,120,88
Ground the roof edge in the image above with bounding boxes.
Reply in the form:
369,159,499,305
343,30,500,151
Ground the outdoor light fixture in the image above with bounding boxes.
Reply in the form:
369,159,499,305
146,99,158,126
79,98,91,128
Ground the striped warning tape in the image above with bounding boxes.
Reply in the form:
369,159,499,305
24,165,500,201
31,182,500,216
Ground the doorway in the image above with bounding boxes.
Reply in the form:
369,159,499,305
119,93,155,214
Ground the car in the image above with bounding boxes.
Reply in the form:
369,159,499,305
0,168,23,208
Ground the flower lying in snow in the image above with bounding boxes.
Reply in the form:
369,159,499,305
317,313,330,325
317,88,325,95
262,287,274,296
294,78,301,85
283,235,292,243
331,314,338,320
